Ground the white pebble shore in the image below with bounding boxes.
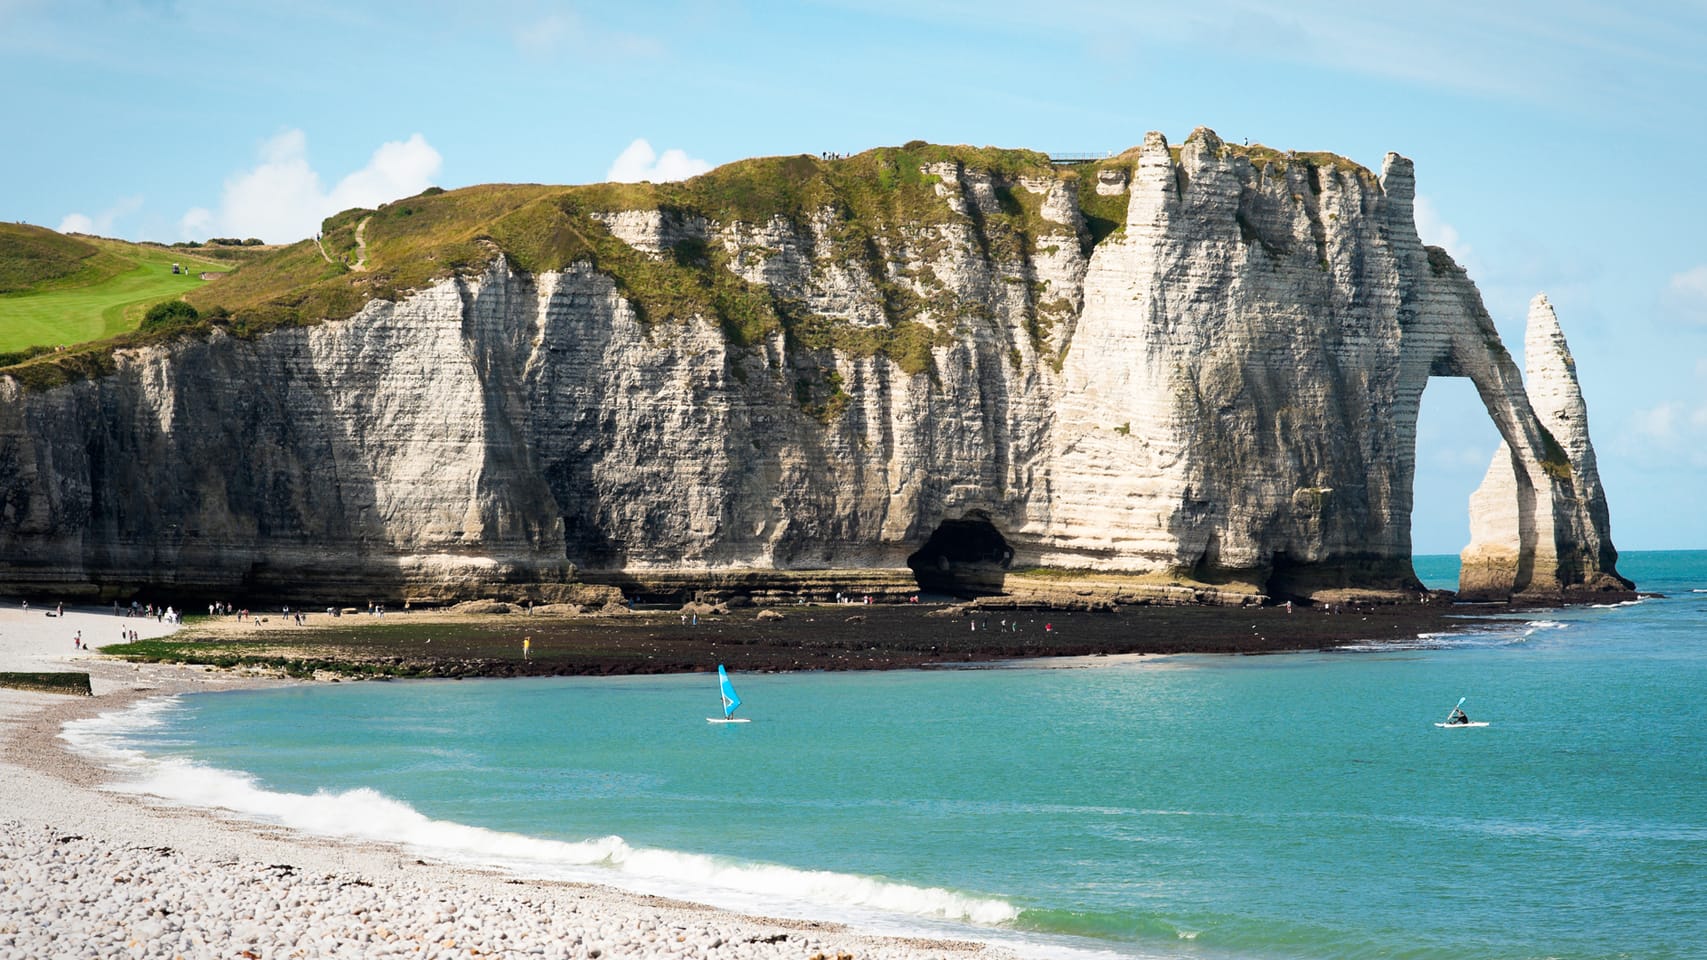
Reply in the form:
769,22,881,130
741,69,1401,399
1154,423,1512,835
0,820,992,960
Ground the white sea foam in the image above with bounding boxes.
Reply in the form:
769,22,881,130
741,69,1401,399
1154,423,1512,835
1334,625,1542,653
61,698,1020,929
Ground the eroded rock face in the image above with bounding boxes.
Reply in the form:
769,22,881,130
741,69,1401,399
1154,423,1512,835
0,131,1627,602
1459,295,1631,599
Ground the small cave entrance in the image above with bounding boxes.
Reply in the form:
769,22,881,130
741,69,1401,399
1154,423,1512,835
907,511,1014,598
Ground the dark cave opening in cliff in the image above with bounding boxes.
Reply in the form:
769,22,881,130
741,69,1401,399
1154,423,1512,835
1412,376,1505,590
907,512,1015,598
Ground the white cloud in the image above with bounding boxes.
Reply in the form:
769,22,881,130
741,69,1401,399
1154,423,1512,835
606,139,711,184
1413,195,1471,262
57,195,143,237
1663,265,1707,325
1626,399,1707,469
1632,402,1678,441
508,9,661,59
515,12,578,57
181,130,442,244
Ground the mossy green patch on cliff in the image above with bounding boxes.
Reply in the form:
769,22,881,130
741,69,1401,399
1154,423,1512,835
1215,142,1379,190
1425,245,1461,278
1061,151,1138,251
1537,425,1574,480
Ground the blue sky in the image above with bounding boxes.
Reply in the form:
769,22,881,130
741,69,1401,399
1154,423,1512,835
5,0,1705,555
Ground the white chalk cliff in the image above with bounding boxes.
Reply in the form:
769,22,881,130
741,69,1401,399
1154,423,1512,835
0,130,1629,603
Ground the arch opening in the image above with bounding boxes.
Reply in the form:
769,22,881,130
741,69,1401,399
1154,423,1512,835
907,511,1014,598
1411,375,1505,592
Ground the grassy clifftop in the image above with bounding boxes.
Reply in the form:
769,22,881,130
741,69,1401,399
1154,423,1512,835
182,144,1067,335
0,142,1121,391
1,136,1373,392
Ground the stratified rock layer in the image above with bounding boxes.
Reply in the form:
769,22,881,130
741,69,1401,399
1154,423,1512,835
0,130,1626,603
1459,295,1630,599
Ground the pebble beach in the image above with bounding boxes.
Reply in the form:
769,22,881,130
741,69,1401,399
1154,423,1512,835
0,605,1011,960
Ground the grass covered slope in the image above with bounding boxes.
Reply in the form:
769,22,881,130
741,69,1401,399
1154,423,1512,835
0,223,234,354
182,145,1066,333
3,135,1373,392
0,224,104,293
174,144,1080,379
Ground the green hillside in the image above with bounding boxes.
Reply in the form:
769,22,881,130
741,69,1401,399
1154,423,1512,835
1,136,1370,392
181,144,1074,347
0,223,235,353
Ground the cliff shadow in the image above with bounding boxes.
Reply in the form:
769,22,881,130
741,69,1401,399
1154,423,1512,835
907,511,1013,597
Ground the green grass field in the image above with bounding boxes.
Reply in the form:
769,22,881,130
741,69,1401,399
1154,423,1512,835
0,225,233,353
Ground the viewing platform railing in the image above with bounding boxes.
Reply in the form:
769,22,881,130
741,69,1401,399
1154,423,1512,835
1047,152,1113,165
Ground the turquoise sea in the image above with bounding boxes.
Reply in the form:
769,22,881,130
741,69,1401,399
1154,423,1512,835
70,551,1707,960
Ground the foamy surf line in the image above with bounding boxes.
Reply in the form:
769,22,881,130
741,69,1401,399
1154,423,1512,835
60,697,1020,932
1336,619,1565,652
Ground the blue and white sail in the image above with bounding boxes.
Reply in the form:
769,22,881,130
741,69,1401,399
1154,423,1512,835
717,664,741,719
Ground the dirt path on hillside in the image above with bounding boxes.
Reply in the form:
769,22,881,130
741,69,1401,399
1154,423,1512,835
349,216,370,271
311,215,370,270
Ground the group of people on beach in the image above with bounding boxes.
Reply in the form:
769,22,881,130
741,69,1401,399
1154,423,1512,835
109,600,177,622
971,618,1050,633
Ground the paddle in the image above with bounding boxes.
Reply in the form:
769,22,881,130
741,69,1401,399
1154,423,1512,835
1444,696,1466,724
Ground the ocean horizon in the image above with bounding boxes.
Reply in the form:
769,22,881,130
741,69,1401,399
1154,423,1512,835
67,550,1707,960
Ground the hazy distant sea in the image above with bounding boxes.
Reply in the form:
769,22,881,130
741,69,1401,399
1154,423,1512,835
71,550,1707,960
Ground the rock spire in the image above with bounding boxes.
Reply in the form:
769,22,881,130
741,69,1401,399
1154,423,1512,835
1458,294,1631,599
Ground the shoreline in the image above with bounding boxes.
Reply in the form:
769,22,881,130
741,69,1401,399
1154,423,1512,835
0,597,1536,958
0,606,1017,960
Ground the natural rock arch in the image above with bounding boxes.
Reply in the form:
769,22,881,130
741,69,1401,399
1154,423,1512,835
1390,282,1628,600
1453,295,1629,599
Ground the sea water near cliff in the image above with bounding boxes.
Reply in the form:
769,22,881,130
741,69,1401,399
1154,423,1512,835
67,551,1707,960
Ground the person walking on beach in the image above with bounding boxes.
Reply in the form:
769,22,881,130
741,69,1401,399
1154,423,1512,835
523,637,531,660
73,630,81,650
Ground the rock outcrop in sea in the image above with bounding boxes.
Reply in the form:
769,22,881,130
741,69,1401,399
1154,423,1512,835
0,129,1630,604
1458,295,1629,599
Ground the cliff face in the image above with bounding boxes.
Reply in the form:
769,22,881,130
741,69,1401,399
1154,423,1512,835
0,129,1628,602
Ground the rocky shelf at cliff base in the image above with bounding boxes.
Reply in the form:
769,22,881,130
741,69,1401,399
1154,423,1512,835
106,600,1487,679
0,128,1631,606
